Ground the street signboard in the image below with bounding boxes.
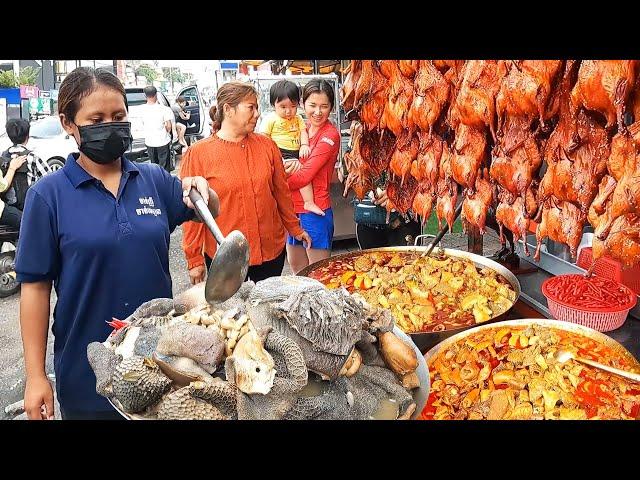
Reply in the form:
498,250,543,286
29,97,52,115
20,85,39,99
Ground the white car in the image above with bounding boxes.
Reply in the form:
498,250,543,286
0,115,149,170
126,85,208,155
0,116,78,171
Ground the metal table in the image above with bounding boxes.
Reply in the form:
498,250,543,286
515,258,640,361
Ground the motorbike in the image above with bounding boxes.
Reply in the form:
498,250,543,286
0,225,20,298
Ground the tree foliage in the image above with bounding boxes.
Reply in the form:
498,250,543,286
163,67,186,84
0,66,41,88
136,64,157,84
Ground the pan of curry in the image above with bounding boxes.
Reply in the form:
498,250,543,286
421,319,640,420
297,246,520,353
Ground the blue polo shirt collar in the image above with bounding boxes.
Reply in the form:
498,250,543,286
63,153,140,188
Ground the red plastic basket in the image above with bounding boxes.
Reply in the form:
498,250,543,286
542,274,637,332
577,247,640,296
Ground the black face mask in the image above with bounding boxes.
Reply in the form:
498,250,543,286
76,121,132,164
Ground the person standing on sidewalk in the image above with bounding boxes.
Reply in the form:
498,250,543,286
180,81,311,285
16,67,216,420
140,85,173,172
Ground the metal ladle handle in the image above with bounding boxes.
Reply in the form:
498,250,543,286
575,357,640,383
189,187,225,245
415,202,463,256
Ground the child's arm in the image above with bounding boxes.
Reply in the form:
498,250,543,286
287,129,339,191
298,116,310,158
299,128,310,158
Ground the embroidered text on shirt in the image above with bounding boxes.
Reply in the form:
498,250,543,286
136,196,161,216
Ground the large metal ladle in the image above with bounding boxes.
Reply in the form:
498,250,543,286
189,188,249,304
554,348,640,383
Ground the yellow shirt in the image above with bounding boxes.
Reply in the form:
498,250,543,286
261,113,306,151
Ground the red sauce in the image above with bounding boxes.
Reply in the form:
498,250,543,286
419,392,438,419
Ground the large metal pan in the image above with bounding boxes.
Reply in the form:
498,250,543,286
108,325,430,420
423,318,640,367
297,245,521,353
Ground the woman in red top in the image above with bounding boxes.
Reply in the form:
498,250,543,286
285,79,340,274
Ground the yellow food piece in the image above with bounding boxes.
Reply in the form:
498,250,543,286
480,389,491,402
492,369,514,385
461,388,480,408
448,277,464,291
420,273,439,290
341,270,356,284
542,390,561,412
441,271,454,283
472,304,492,323
460,293,487,311
558,407,587,420
535,354,548,371
388,289,403,304
410,285,430,300
494,328,510,345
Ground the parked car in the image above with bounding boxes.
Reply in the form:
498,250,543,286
173,83,208,144
126,84,207,155
125,87,173,162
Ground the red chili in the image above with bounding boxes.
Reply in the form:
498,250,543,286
546,274,633,310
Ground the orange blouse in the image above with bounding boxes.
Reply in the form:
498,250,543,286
179,133,303,270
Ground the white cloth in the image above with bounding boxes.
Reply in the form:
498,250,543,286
139,102,173,147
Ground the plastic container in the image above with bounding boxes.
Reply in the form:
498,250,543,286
542,274,637,332
577,247,640,296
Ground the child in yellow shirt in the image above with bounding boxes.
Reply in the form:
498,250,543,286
261,80,324,216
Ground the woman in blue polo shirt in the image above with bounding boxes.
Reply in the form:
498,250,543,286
16,67,216,420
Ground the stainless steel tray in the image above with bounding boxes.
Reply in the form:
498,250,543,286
298,245,522,353
109,326,430,420
424,318,640,369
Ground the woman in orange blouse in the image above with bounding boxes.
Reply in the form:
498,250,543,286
180,82,311,285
